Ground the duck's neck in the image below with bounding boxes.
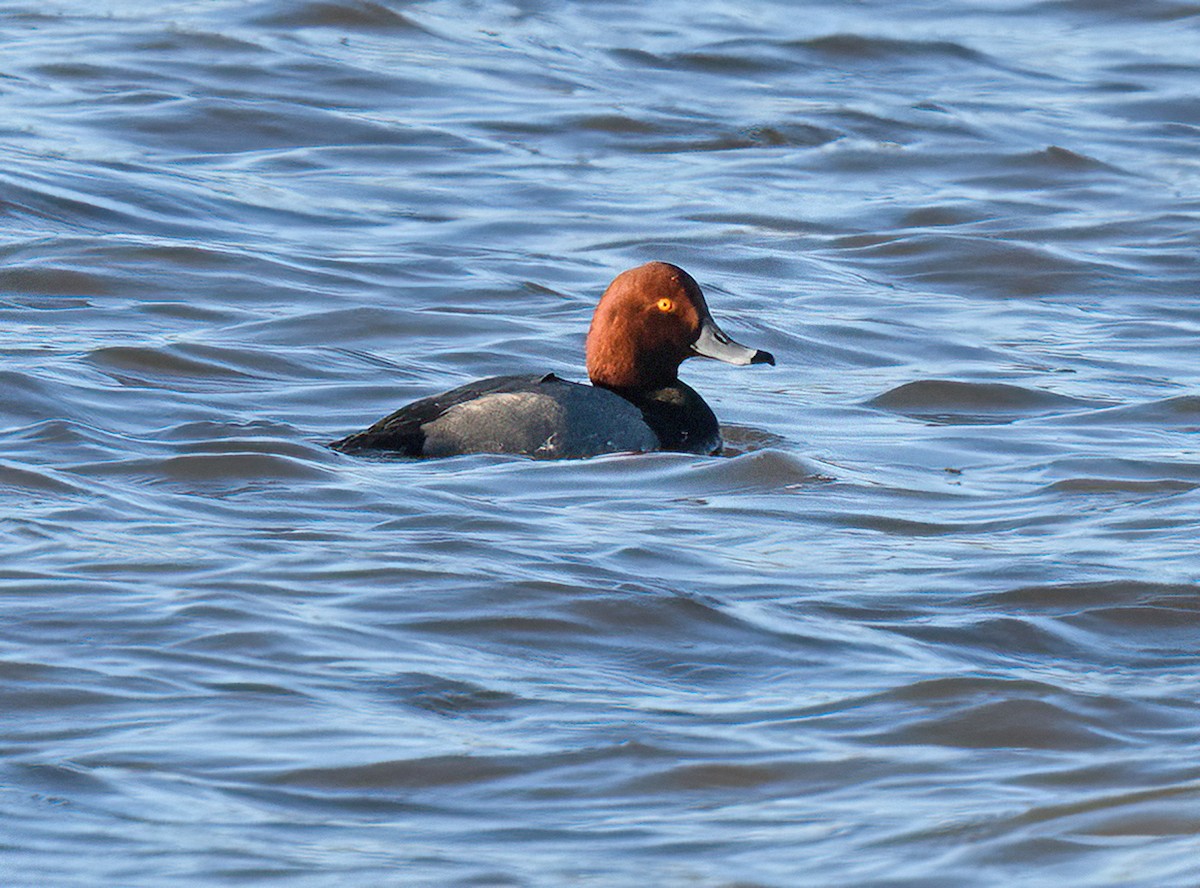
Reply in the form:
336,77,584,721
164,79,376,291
587,353,679,393
604,380,721,455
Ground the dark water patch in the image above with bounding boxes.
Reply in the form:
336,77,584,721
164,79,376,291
0,461,83,496
154,419,300,443
848,234,1106,298
830,510,1050,537
112,98,415,156
607,46,789,77
671,49,796,76
404,611,589,643
0,372,104,428
574,114,667,136
990,779,1200,842
2,265,114,297
0,294,92,311
383,672,525,719
3,684,143,716
981,580,1200,623
138,301,246,323
84,238,254,270
885,778,1200,886
870,678,1137,751
137,26,269,58
86,346,255,384
1040,456,1200,484
898,203,995,229
201,680,310,698
1080,393,1200,427
520,112,843,156
67,451,331,485
9,763,113,798
178,447,339,484
237,303,529,350
1107,61,1200,83
794,33,1003,71
958,581,1200,668
86,343,315,387
628,759,817,794
629,122,840,155
272,754,525,791
870,379,1097,424
1041,477,1198,496
719,425,790,457
686,212,841,236
680,449,824,493
1063,791,1200,838
246,0,424,31
1007,145,1123,173
403,447,825,504
886,614,1092,663
897,697,1109,750
28,59,172,90
175,629,313,659
1,166,236,240
1033,0,1200,22
567,591,832,660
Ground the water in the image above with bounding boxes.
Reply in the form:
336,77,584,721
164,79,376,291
3,1,1200,885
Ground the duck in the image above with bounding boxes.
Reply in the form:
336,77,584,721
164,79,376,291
329,261,775,459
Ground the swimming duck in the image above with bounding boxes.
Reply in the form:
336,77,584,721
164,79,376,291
330,262,774,458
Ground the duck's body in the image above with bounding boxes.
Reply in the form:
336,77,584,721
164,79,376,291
330,262,774,460
331,372,721,458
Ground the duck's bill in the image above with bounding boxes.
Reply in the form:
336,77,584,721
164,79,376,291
691,317,775,366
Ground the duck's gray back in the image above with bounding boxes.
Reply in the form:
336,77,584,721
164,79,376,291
419,375,658,458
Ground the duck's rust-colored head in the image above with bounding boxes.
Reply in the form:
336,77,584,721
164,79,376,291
585,261,774,391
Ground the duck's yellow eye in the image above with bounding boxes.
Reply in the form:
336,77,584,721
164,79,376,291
656,297,674,312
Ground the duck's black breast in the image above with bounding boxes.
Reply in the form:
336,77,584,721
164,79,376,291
619,380,722,456
329,374,661,459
